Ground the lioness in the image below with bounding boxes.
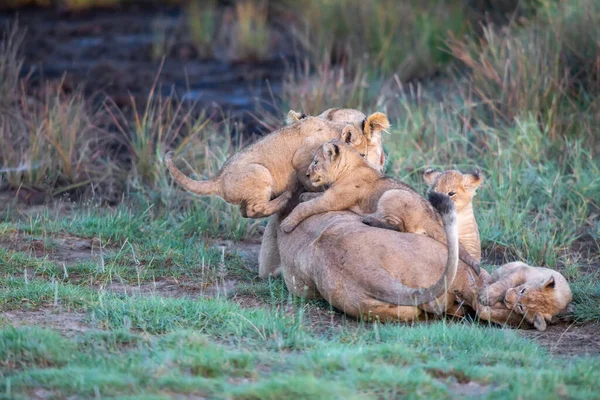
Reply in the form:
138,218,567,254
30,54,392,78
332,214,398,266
279,140,481,273
278,208,483,321
165,112,389,218
259,108,388,278
424,168,573,330
279,191,462,312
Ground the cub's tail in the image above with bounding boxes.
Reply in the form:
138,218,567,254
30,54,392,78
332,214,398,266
165,152,220,196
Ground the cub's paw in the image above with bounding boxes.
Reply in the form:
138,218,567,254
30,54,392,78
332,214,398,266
478,288,502,306
280,219,298,234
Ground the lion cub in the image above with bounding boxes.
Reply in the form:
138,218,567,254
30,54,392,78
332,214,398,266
424,168,573,330
479,262,572,331
424,168,483,262
279,139,481,273
166,113,389,219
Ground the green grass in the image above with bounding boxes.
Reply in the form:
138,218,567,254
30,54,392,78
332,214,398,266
1,299,600,398
1,196,599,397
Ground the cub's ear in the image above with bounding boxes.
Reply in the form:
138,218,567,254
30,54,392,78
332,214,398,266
323,141,340,162
341,125,363,145
362,112,390,140
423,168,442,186
533,312,547,331
540,275,555,290
285,110,307,125
463,167,484,191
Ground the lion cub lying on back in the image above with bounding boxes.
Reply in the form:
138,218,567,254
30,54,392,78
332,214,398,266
425,168,573,331
279,140,481,273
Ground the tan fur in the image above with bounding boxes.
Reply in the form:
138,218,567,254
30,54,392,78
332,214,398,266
166,114,386,219
259,109,389,279
478,262,572,331
424,168,572,331
277,189,461,307
279,140,480,273
278,209,482,320
276,209,544,329
424,168,484,261
285,108,389,170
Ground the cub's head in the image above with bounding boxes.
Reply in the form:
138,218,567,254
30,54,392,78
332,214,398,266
423,168,483,212
501,263,573,331
307,139,359,188
287,109,390,171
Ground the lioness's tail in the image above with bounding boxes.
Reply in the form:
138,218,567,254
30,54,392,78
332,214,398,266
369,192,459,307
165,152,220,196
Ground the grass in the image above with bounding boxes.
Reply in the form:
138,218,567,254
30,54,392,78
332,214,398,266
0,186,599,397
1,278,600,398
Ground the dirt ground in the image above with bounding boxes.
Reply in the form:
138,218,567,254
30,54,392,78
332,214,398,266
2,230,598,357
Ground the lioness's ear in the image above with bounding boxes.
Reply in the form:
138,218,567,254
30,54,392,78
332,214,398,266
540,275,555,290
341,125,362,145
363,112,390,140
463,167,484,191
323,141,340,161
285,110,307,125
533,312,547,331
423,168,442,186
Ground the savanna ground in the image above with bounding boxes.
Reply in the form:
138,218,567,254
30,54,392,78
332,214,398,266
1,1,600,398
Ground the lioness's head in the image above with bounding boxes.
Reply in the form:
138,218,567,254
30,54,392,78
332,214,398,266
423,168,483,212
287,109,390,171
501,263,573,331
307,139,360,188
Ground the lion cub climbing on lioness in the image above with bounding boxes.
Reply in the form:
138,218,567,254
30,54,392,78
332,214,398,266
165,113,389,219
279,139,481,273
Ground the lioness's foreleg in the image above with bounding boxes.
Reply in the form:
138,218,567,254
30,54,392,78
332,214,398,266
259,214,282,279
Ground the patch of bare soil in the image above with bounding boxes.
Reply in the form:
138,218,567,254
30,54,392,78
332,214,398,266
2,307,91,337
0,231,101,265
519,322,600,357
101,277,238,299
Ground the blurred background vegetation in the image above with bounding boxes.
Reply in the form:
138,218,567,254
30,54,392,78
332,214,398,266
0,0,598,266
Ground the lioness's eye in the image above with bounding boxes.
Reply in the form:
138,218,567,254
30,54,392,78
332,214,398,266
448,192,456,197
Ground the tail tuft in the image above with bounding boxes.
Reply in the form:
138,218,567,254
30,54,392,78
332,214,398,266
164,151,175,163
428,192,454,216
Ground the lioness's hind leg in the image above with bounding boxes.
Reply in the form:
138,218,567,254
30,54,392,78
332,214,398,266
360,299,424,323
362,216,402,231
